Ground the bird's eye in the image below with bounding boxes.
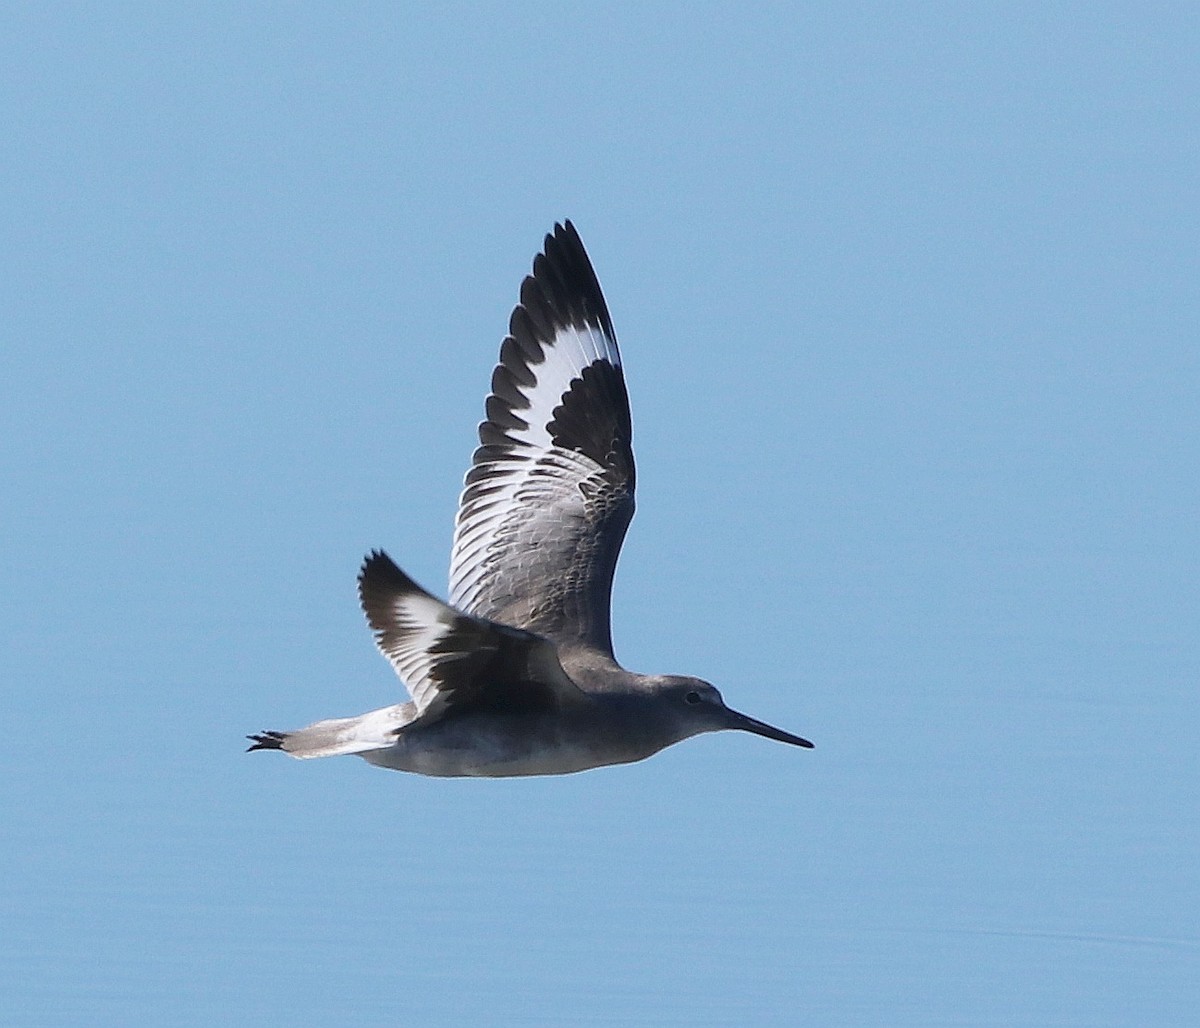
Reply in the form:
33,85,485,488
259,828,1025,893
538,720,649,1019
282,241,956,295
685,691,701,704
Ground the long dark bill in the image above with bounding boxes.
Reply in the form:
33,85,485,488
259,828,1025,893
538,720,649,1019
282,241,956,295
727,708,814,748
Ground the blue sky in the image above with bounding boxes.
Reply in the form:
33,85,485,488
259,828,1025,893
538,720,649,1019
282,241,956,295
3,4,1198,1024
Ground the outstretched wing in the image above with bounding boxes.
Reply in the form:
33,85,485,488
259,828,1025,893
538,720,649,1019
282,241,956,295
359,550,586,724
448,222,635,655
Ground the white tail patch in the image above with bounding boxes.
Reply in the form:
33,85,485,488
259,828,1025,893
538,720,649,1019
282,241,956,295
278,703,413,759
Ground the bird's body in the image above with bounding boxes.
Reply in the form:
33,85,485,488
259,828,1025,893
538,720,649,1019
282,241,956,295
360,688,683,779
249,222,812,776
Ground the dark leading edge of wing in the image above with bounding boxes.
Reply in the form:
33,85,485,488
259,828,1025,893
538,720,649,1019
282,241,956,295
448,222,636,656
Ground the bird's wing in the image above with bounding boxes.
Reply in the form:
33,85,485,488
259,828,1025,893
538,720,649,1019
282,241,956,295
359,550,586,724
448,221,635,655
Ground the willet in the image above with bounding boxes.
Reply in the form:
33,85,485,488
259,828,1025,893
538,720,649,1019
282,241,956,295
248,222,813,776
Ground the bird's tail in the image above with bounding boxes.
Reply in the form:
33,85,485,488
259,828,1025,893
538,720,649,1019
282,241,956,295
246,703,415,759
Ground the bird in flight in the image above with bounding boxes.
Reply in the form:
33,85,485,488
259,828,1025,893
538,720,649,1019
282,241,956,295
248,222,813,776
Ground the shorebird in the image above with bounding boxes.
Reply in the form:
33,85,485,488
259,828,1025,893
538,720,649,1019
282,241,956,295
248,222,813,776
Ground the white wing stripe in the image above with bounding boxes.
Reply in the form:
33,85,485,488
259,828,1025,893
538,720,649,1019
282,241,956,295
380,592,456,712
495,325,618,454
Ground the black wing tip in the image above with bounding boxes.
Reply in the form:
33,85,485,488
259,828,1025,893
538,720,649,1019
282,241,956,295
358,549,433,632
246,731,287,752
548,219,581,251
355,549,412,590
516,219,615,343
359,547,399,583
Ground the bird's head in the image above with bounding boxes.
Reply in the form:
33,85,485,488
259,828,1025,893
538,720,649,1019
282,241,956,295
651,675,814,749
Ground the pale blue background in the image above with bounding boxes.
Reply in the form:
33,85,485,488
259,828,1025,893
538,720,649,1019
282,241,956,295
3,4,1197,1025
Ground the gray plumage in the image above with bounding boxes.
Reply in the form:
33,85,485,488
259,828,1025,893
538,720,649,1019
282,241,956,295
248,222,812,777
